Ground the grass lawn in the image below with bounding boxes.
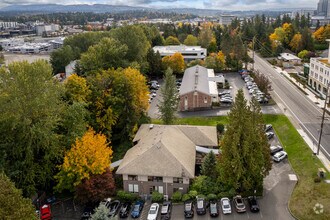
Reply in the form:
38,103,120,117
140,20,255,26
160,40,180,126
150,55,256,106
152,115,330,220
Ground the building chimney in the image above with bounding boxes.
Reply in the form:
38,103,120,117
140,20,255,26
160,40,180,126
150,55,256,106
327,39,330,63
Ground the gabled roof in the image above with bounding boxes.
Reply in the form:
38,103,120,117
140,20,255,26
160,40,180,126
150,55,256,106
116,124,218,178
179,65,218,96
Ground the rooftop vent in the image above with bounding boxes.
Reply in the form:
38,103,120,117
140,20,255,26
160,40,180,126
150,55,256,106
149,124,154,129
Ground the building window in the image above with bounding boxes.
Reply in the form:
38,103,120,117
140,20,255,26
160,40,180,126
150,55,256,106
318,84,321,91
128,175,138,181
128,184,139,193
323,87,327,95
148,176,163,182
173,177,183,183
204,97,207,104
309,79,312,85
320,68,323,73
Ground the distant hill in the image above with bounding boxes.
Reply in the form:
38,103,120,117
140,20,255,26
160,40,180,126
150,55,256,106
0,4,296,17
0,4,151,13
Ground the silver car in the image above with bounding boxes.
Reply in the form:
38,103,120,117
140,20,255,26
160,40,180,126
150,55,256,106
220,197,232,214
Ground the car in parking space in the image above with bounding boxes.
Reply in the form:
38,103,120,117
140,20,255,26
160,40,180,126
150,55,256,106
265,124,273,132
220,98,233,104
266,131,274,140
108,200,121,217
270,145,283,155
100,198,112,209
147,203,159,220
220,197,232,214
40,204,52,220
248,196,260,213
257,97,269,104
196,197,206,215
119,202,132,218
184,200,194,218
131,200,145,218
160,201,172,220
219,90,231,96
272,151,288,162
220,94,233,99
233,195,246,213
81,206,94,220
209,200,219,217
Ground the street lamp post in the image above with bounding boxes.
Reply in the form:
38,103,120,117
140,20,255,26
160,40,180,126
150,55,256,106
316,82,330,155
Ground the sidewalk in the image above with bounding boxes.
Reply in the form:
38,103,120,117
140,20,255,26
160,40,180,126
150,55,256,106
273,66,330,172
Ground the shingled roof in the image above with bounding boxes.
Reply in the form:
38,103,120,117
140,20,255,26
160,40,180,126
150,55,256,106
116,124,217,178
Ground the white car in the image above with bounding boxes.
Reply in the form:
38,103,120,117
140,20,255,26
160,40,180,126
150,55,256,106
147,203,159,220
221,197,232,214
272,151,287,162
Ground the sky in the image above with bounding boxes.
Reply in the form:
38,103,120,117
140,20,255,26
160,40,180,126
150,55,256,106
0,0,319,10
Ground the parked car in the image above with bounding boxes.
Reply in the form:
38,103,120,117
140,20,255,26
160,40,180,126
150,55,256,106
100,198,112,209
233,195,246,213
265,124,272,132
272,151,288,162
248,196,260,213
109,200,121,217
196,197,206,215
270,145,283,155
131,200,144,218
40,204,52,220
184,200,194,218
220,98,233,104
220,94,233,100
160,201,172,220
209,200,219,217
220,198,232,214
258,97,269,104
266,131,274,140
219,90,231,96
81,206,94,220
119,202,132,218
147,203,159,220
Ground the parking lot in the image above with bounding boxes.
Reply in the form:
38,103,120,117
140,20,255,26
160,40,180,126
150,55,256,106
107,127,296,220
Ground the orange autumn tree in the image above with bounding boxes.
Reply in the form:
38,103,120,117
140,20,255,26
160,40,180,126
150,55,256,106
55,128,112,192
162,52,185,74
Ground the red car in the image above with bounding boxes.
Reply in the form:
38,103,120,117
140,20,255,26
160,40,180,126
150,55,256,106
40,204,52,220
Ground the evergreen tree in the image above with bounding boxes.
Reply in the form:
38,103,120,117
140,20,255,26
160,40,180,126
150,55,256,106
158,68,178,124
218,90,271,194
91,204,111,220
201,151,217,179
147,48,163,77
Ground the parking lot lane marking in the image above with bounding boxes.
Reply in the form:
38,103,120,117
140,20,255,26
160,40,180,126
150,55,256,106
259,210,263,218
246,211,250,219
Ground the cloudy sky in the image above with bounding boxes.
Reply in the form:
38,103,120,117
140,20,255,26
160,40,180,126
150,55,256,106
0,0,319,10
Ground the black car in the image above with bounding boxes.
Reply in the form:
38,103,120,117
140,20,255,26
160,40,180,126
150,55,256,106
248,196,260,213
160,201,172,220
209,201,219,217
119,202,131,218
184,200,194,218
270,145,283,155
81,206,94,220
196,198,206,215
108,200,121,217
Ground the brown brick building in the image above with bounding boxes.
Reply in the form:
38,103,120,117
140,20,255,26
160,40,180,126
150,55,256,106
179,65,219,111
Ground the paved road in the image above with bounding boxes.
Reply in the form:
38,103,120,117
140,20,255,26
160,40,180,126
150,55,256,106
253,53,330,160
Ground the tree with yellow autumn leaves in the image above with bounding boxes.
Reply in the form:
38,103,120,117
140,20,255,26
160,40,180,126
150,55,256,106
162,52,185,74
55,128,113,193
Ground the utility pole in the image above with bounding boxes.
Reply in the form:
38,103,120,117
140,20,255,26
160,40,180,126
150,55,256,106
252,36,256,71
317,82,330,155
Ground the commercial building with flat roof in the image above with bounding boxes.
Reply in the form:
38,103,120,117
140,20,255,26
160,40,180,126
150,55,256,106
153,45,207,61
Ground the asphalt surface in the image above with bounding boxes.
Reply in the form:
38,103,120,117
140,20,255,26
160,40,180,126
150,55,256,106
148,73,282,119
252,53,330,160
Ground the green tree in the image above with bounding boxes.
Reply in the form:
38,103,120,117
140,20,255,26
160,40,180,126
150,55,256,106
50,45,76,74
91,204,111,220
64,74,91,103
218,90,271,194
184,34,198,46
79,38,128,74
0,173,37,220
0,60,65,196
165,36,181,45
198,24,213,48
201,151,217,179
146,48,163,77
110,25,150,63
158,68,179,124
